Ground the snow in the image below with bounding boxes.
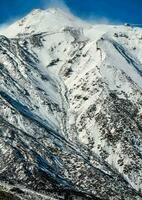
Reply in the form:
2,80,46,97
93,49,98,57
0,8,88,38
0,7,142,199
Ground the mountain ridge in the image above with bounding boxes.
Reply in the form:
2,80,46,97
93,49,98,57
0,8,142,199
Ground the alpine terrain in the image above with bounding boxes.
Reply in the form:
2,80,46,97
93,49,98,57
0,8,142,200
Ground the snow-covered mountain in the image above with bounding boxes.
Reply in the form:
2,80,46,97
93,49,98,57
0,8,142,200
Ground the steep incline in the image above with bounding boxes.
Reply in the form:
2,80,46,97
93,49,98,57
0,8,142,200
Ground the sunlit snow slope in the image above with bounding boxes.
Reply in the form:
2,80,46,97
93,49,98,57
0,8,142,200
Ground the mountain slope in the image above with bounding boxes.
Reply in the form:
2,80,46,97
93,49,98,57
0,8,142,199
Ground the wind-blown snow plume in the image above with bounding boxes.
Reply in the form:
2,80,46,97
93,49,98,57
43,0,70,12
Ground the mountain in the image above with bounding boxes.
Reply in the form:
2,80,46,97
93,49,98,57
0,8,142,200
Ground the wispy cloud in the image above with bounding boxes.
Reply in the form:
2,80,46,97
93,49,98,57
42,0,120,25
42,0,70,12
84,14,121,25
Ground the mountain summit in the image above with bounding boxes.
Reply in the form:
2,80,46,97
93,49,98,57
0,8,142,200
1,8,88,38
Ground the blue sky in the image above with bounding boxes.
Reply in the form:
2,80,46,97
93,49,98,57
0,0,142,25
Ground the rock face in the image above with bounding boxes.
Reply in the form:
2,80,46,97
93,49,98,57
0,8,142,200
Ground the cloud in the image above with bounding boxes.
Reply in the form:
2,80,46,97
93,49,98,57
85,14,121,25
42,0,120,25
42,0,70,13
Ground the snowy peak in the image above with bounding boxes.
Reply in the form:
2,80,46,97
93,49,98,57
1,8,87,38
